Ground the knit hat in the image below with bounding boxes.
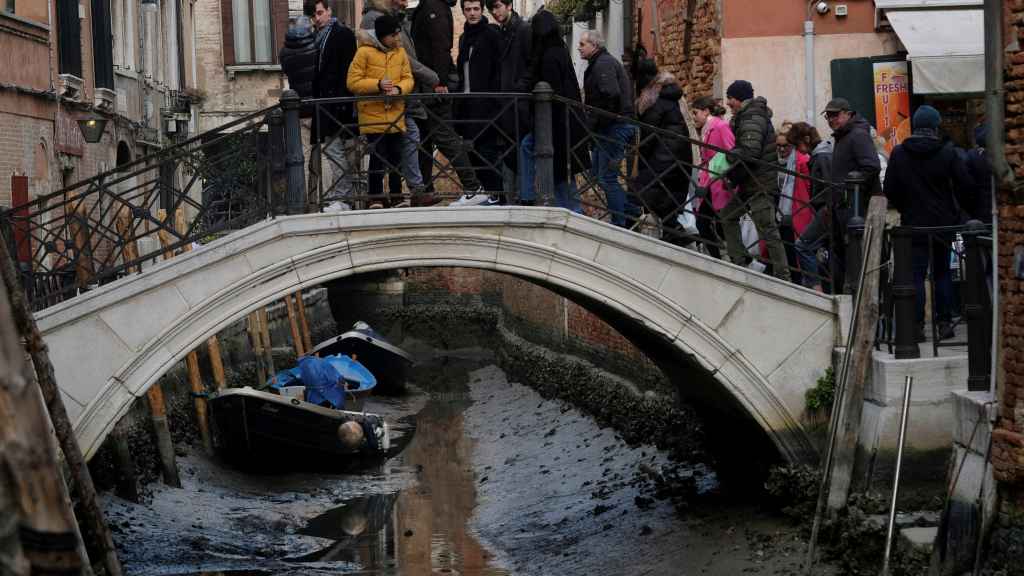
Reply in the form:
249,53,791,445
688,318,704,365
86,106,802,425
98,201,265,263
912,105,941,132
726,80,754,103
374,14,401,40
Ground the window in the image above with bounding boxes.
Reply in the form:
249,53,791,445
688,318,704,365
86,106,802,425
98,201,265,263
4,0,14,14
92,0,114,88
56,0,82,77
221,0,288,66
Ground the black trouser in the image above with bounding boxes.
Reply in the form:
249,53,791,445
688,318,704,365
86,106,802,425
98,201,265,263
467,132,504,196
368,133,403,206
696,199,724,259
418,101,481,193
779,223,802,287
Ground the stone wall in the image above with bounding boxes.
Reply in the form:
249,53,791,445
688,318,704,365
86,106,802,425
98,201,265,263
995,0,1024,490
637,0,720,99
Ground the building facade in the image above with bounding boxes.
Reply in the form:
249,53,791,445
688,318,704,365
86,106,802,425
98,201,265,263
1,0,199,207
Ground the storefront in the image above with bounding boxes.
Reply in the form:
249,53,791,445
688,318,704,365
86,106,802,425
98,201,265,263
829,0,984,150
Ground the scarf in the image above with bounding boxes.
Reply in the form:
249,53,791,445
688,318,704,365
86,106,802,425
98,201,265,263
316,17,338,71
777,151,796,219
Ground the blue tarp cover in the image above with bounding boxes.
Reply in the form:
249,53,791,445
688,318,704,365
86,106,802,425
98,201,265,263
268,354,377,409
298,355,346,409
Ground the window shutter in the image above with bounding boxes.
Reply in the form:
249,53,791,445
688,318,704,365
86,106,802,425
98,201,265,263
272,0,287,64
221,0,235,66
92,0,114,88
57,0,83,77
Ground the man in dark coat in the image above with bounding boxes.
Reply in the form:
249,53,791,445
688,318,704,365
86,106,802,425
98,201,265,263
794,97,880,291
311,0,358,209
488,0,530,175
717,80,790,280
518,9,588,209
966,123,992,223
280,15,318,99
410,0,483,200
883,105,976,341
449,0,505,205
579,30,635,226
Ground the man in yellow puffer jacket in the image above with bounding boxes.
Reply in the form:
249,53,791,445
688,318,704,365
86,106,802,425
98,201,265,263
347,14,416,208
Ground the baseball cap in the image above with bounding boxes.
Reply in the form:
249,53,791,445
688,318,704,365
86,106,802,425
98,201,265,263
823,98,851,114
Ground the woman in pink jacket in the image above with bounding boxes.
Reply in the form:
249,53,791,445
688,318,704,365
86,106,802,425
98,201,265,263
692,96,735,259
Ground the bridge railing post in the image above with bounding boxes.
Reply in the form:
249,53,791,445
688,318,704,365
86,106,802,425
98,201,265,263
843,171,866,295
891,226,920,360
268,108,287,216
281,90,306,215
532,82,555,206
963,221,992,391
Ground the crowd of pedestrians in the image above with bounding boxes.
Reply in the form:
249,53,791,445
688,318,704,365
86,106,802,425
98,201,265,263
279,0,993,324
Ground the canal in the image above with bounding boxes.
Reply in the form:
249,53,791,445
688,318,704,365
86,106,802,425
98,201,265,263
100,341,825,575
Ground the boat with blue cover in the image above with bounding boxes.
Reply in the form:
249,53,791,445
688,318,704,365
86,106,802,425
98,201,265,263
208,355,388,467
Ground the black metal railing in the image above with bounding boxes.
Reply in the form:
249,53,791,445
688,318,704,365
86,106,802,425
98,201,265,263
876,221,994,389
1,106,277,310
4,83,856,311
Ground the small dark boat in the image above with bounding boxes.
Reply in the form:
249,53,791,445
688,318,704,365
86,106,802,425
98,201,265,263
208,387,389,466
312,322,414,395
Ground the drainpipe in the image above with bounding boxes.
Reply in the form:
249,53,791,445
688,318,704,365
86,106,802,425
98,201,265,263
984,0,1009,398
804,1,816,124
985,0,1013,187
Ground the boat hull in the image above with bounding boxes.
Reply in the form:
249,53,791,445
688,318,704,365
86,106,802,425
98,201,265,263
313,328,413,395
209,388,389,467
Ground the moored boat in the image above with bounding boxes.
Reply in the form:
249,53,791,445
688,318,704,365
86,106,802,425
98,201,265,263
312,322,414,395
208,387,389,467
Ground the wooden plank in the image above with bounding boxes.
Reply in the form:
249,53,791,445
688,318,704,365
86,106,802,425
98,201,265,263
206,336,227,391
185,351,213,455
827,195,888,513
0,274,84,574
247,312,268,384
0,235,122,576
294,289,312,354
284,294,305,358
259,308,276,375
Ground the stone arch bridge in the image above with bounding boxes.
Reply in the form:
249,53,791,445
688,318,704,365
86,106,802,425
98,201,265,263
36,207,849,464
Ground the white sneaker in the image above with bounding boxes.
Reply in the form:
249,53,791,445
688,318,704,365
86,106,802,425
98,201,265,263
748,259,767,273
323,200,352,213
481,195,503,206
449,191,490,207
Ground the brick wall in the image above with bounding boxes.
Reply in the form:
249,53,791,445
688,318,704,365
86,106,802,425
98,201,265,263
403,267,663,382
994,0,1024,494
639,0,720,99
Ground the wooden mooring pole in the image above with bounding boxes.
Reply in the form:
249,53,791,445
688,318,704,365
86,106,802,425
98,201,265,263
294,290,313,354
285,294,305,358
149,209,183,488
0,270,83,574
0,229,123,576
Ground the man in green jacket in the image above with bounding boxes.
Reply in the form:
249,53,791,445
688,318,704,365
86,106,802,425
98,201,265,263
719,80,791,281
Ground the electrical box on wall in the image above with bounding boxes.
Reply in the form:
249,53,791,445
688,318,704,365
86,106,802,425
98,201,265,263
835,4,848,17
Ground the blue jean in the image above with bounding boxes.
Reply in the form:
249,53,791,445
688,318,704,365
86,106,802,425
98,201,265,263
400,116,424,188
518,133,582,212
591,123,637,227
795,210,828,288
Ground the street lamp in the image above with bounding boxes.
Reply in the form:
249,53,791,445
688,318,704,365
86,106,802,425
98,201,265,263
76,114,108,144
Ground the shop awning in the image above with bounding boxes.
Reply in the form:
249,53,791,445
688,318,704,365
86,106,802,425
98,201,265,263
875,0,984,95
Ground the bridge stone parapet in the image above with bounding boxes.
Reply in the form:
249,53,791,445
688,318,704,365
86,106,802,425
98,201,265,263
36,207,848,463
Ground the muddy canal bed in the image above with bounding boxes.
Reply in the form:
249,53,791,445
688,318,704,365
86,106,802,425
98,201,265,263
101,350,825,575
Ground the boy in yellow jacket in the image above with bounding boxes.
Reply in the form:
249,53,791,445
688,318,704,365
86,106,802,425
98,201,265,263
347,14,416,208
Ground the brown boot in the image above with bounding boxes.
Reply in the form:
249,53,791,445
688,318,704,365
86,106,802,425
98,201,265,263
411,191,443,207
